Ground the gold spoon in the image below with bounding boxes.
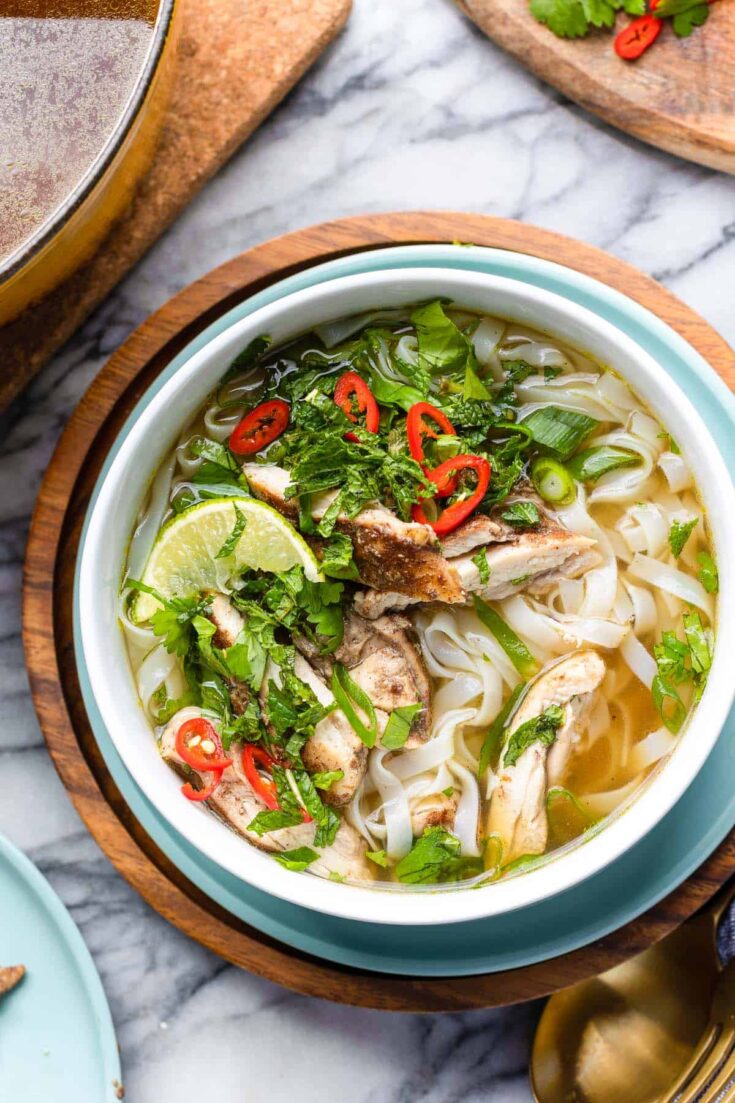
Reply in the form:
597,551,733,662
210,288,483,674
530,880,735,1103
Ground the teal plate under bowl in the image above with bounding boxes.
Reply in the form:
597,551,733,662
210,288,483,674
74,245,735,977
0,834,120,1100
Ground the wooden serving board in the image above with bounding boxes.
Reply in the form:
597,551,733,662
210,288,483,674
22,212,735,1011
0,0,351,411
457,0,735,174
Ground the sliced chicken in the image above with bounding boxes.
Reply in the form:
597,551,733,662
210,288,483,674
410,793,457,837
292,654,369,806
296,611,432,748
160,707,374,881
207,592,245,648
206,594,251,714
243,464,463,604
439,513,517,557
355,519,599,619
487,651,606,863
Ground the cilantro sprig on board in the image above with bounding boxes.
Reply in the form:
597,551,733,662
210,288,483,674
530,0,645,39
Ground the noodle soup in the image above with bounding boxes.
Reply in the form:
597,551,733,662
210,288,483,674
120,302,717,889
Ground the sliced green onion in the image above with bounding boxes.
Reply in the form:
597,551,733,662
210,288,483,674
331,663,379,747
473,596,539,680
530,456,577,506
520,407,598,459
482,833,504,876
478,683,525,777
546,787,595,847
567,445,640,483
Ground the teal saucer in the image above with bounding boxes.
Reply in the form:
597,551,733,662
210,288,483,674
74,245,735,977
0,834,121,1100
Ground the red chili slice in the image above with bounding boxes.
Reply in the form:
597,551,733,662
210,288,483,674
229,398,289,455
406,402,459,496
181,770,224,803
334,372,380,443
241,745,312,822
412,455,491,537
615,13,662,59
176,717,232,773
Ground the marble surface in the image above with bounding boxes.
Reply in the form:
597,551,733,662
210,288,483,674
2,0,735,1098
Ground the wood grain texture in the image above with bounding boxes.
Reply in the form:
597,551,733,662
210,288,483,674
22,212,735,1011
0,0,351,411
456,0,735,174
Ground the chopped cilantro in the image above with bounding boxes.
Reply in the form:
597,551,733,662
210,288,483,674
365,849,389,868
697,552,719,594
668,517,698,558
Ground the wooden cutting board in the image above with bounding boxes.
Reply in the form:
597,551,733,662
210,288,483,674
0,0,351,411
457,0,735,173
23,212,735,1011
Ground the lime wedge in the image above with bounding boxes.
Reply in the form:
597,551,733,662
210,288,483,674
132,497,322,622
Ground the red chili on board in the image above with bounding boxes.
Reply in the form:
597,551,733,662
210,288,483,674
406,402,459,496
412,454,491,537
614,13,662,59
334,372,380,442
241,745,312,822
229,398,290,455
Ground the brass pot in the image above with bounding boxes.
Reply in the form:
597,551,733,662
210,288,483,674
0,0,179,326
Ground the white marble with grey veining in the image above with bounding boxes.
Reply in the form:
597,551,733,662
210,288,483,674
2,0,735,1098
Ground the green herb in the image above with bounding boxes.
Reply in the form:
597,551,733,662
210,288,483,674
395,827,483,885
328,871,346,882
293,769,340,848
310,769,345,791
331,664,379,748
503,704,564,768
381,703,423,750
567,446,640,484
472,549,491,585
235,565,345,655
150,686,199,724
365,849,389,868
653,0,709,36
224,334,271,378
473,596,539,679
478,684,525,777
248,809,304,836
530,0,645,39
273,847,319,872
126,579,210,657
668,517,698,558
320,533,359,580
411,301,475,377
652,611,713,731
697,552,719,594
544,367,562,381
511,574,531,586
501,501,540,527
521,407,597,459
442,786,455,798
463,361,492,401
214,503,246,559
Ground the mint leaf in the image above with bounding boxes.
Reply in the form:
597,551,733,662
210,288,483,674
215,503,246,559
472,548,491,585
501,501,541,527
697,552,719,594
381,703,423,750
503,704,564,768
668,517,697,558
273,847,319,872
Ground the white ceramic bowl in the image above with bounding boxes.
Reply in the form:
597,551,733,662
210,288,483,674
78,267,735,926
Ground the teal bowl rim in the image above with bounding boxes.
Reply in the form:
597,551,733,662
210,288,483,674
0,833,121,1092
73,244,735,977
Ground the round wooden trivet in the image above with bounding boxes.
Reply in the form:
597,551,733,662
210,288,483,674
22,213,735,1011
